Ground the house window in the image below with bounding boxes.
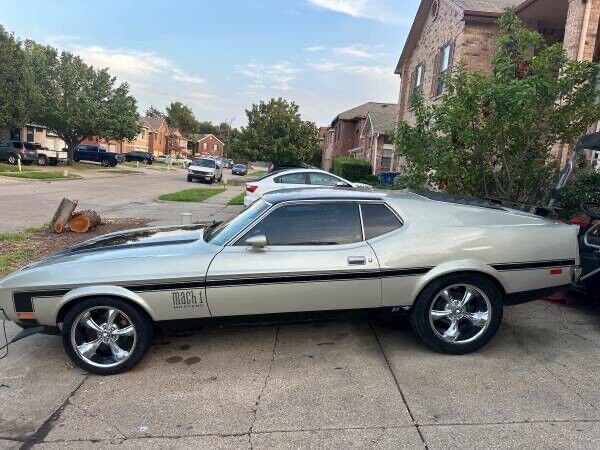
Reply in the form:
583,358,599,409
141,130,145,139
213,143,217,151
203,142,207,150
435,42,454,96
381,148,393,171
26,126,34,142
412,63,424,98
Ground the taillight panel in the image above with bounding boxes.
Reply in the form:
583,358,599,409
246,185,258,193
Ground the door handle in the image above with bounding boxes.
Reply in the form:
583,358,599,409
348,256,366,266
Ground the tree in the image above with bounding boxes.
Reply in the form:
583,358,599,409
236,98,319,165
145,106,165,118
24,41,140,163
166,102,199,136
0,26,35,127
395,9,600,206
197,121,218,135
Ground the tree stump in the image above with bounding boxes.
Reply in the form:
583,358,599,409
50,198,78,234
68,210,101,233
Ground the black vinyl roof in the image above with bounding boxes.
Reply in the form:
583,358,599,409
263,188,385,204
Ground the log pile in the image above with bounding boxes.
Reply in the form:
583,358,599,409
50,198,102,233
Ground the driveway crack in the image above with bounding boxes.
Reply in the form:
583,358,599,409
248,326,279,450
369,322,428,449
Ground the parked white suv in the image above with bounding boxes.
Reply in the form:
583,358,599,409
244,168,371,206
187,157,223,184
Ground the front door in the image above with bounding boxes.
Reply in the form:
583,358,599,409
206,201,381,316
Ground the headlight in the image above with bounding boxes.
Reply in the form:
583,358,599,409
188,169,193,173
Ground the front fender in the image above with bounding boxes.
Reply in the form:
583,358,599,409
33,285,157,326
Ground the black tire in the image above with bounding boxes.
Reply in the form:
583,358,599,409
74,157,80,163
110,162,117,167
209,176,215,184
187,174,193,182
7,154,18,165
49,158,58,166
101,159,110,167
61,297,153,375
37,155,48,166
410,273,503,354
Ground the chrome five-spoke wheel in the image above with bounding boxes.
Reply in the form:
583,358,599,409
71,307,137,368
410,274,503,354
62,297,153,375
428,284,491,344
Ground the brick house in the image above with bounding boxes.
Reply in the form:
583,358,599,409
0,125,66,150
166,127,190,157
395,0,600,166
122,120,150,153
196,134,224,158
322,102,397,171
357,105,400,174
142,116,168,155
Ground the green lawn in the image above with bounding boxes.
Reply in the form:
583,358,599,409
0,163,38,172
228,192,245,205
159,188,226,202
0,225,47,242
0,171,79,180
0,225,46,273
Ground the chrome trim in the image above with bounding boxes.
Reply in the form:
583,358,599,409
583,222,600,251
579,266,600,282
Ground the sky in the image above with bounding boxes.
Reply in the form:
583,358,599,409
1,0,420,127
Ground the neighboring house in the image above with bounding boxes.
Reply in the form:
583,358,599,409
79,136,124,152
166,127,190,157
122,119,150,153
142,116,168,155
317,126,329,170
395,0,600,166
0,125,66,150
358,105,400,174
196,134,224,158
322,102,397,171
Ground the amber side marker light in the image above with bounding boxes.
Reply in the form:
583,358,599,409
16,312,36,320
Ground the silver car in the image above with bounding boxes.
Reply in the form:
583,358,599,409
0,189,580,374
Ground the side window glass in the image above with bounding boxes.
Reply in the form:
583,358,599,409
238,203,362,246
12,142,23,149
277,173,309,184
309,172,346,186
361,203,402,240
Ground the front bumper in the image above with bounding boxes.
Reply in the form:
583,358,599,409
189,171,215,180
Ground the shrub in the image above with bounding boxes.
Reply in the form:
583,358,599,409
333,157,372,182
558,168,600,218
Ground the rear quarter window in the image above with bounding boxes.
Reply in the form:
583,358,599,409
361,203,402,239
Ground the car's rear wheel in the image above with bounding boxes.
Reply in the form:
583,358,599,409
7,154,17,165
187,174,193,182
410,274,503,354
61,297,153,375
37,155,48,166
101,159,110,167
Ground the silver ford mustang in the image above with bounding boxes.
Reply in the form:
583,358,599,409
0,189,580,374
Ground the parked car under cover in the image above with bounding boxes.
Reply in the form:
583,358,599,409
0,188,580,374
124,151,154,165
232,163,248,176
244,168,371,206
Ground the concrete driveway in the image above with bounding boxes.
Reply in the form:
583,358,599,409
0,167,245,233
0,300,599,449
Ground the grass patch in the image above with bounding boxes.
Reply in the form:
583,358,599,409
0,247,35,274
0,171,79,180
228,192,245,205
159,188,226,202
248,170,266,177
0,225,47,243
0,163,39,172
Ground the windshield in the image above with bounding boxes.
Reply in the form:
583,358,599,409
206,199,270,245
193,158,216,168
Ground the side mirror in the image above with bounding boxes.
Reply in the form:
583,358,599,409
245,234,267,249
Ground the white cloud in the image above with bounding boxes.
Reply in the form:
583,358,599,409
309,59,394,80
333,44,384,58
236,62,300,91
306,0,407,24
305,45,326,52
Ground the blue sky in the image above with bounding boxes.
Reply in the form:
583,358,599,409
2,0,419,126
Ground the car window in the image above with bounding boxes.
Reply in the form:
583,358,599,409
12,142,23,149
237,202,362,246
361,203,402,240
24,142,36,150
193,158,216,168
274,172,309,184
207,199,271,245
308,172,346,186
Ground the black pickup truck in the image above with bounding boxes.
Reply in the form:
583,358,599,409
73,144,124,167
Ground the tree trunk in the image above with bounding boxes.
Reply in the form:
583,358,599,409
50,198,78,233
68,210,101,233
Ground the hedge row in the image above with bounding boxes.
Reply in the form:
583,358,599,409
332,157,372,182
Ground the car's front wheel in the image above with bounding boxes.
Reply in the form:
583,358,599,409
410,274,503,354
61,297,153,375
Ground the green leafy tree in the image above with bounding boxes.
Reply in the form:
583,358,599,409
145,106,165,118
166,102,199,136
395,9,600,206
0,26,35,127
236,98,319,165
197,121,218,135
24,41,139,162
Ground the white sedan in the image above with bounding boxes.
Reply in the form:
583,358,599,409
244,168,371,206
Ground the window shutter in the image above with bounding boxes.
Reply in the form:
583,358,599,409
448,40,456,73
431,51,441,97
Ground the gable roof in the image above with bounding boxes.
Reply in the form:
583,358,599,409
197,134,224,145
363,105,399,136
141,116,166,131
395,0,523,73
332,102,397,125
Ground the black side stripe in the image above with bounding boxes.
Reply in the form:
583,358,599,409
13,289,69,313
491,259,575,271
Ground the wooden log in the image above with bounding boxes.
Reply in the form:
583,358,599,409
50,198,78,234
68,210,101,233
